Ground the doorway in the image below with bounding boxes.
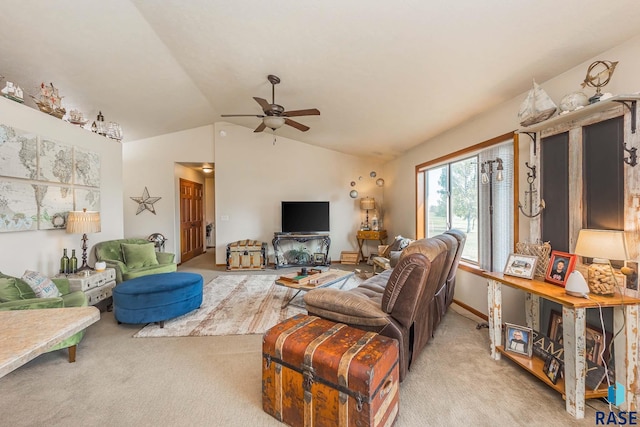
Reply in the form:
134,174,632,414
179,178,204,263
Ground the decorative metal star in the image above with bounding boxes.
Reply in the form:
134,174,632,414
130,187,161,215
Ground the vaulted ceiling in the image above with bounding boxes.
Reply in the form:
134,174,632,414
1,1,640,160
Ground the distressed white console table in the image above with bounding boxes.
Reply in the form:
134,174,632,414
484,271,640,419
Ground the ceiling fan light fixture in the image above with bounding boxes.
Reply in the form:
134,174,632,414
263,116,285,130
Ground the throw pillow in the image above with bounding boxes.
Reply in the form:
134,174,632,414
388,235,413,253
121,243,159,269
21,270,62,298
0,276,37,302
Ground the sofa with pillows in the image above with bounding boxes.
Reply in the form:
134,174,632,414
94,238,177,283
0,271,88,362
304,230,466,382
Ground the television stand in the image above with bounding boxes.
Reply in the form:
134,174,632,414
272,233,331,269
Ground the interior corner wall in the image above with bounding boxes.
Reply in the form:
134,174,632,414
214,122,383,266
0,97,124,277
383,34,640,324
123,125,214,261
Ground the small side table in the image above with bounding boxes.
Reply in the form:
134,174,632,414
356,230,387,263
59,268,116,311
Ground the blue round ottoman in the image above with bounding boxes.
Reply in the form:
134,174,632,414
113,272,203,327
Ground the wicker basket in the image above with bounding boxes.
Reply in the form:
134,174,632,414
515,241,551,280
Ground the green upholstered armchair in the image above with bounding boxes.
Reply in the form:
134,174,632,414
94,238,177,284
0,273,88,362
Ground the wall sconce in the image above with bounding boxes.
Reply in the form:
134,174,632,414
481,157,503,271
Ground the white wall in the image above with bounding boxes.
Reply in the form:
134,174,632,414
214,122,383,265
0,97,123,277
383,34,640,324
122,125,214,261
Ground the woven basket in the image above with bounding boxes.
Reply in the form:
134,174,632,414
515,241,552,280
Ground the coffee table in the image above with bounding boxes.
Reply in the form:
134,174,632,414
275,269,355,308
0,306,100,378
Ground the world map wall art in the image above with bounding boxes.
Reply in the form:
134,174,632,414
0,123,101,233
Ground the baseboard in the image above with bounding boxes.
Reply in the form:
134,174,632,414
452,299,488,321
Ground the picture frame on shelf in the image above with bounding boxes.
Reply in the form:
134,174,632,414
548,310,612,367
543,355,562,385
504,323,533,357
503,253,538,279
545,250,577,287
313,253,326,265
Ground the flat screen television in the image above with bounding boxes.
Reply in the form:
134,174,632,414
281,201,330,233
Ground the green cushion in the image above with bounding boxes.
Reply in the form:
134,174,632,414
122,263,177,281
0,297,64,310
121,243,159,269
0,276,37,302
61,290,88,308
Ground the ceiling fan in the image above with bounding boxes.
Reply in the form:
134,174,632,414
221,74,320,133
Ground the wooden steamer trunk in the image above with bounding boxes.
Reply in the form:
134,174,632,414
226,239,267,270
262,314,399,427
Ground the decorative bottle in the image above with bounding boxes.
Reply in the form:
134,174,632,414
70,250,78,274
60,249,69,274
372,214,379,231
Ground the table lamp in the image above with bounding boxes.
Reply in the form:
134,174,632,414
360,197,375,230
573,229,629,296
66,208,101,271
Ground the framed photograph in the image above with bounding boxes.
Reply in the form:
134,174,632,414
503,253,538,279
545,250,577,287
548,310,612,366
504,323,533,357
543,355,562,385
313,253,326,265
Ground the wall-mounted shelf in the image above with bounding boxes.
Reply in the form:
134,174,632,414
519,94,640,133
517,94,640,153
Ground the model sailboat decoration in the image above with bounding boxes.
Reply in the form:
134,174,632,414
1,81,24,103
518,80,557,127
30,82,66,119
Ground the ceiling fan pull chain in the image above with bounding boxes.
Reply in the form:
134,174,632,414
273,134,277,145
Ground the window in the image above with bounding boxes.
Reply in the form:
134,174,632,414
416,134,515,270
424,157,478,262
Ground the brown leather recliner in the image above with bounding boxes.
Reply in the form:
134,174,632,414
303,237,449,382
430,229,467,337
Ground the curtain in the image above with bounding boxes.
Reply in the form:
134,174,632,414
478,141,514,271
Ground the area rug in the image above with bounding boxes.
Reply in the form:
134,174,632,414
133,274,362,338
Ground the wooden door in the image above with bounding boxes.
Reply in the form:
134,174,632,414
180,178,204,263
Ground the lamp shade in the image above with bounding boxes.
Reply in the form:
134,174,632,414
263,116,285,130
574,229,629,261
66,209,101,234
360,198,375,210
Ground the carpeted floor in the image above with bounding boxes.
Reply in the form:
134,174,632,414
133,274,362,338
0,251,612,426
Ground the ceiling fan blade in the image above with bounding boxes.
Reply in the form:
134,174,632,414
284,108,320,117
285,118,310,132
221,114,264,117
253,97,271,111
254,122,267,133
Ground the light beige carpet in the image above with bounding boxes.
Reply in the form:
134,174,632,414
133,274,362,338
